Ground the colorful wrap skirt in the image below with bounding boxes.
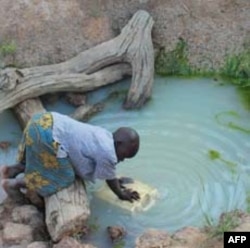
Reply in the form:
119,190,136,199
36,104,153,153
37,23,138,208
17,112,75,197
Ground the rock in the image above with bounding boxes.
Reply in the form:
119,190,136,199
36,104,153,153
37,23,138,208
234,222,250,232
107,225,126,242
0,0,114,67
65,93,87,106
0,0,248,71
27,241,50,248
172,226,207,246
12,205,48,241
12,205,41,224
135,229,172,248
53,237,96,248
3,222,33,245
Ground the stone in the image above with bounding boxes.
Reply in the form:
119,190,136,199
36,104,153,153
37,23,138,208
0,0,248,71
53,237,96,248
135,229,172,248
172,226,207,246
27,241,50,248
107,225,126,242
12,205,48,241
12,205,41,224
234,222,250,232
65,93,87,106
3,222,33,244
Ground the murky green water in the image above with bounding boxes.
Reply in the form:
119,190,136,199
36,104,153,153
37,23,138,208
1,77,250,247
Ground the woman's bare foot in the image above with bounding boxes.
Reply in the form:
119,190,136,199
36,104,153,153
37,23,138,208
0,164,25,179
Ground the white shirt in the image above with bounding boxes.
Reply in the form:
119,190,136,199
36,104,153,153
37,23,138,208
51,112,118,182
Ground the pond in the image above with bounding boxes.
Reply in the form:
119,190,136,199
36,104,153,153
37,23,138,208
1,77,250,247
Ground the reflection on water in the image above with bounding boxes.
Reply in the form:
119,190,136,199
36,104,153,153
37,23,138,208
1,77,250,248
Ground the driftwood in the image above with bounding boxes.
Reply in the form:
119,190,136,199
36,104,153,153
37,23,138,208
45,179,90,242
70,103,104,121
0,10,154,113
13,98,45,129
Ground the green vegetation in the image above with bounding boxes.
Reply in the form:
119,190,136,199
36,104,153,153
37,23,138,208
155,38,192,76
204,210,241,239
155,38,250,87
208,149,237,174
237,86,250,111
0,40,17,68
0,41,16,57
215,111,250,134
220,49,250,86
208,150,220,160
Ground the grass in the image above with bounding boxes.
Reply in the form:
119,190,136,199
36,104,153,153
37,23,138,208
155,38,215,78
155,38,250,90
204,210,241,240
220,49,250,86
0,40,16,57
237,86,250,111
0,40,17,68
155,38,192,76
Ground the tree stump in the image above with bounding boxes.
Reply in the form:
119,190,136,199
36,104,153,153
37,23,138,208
44,179,90,242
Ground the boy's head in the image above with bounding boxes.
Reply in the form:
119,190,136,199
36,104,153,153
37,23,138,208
113,127,140,162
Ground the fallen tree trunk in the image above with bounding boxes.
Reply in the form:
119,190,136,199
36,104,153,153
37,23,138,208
0,10,154,112
0,64,131,112
13,98,45,129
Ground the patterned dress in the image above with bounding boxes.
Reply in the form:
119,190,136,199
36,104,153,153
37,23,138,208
17,112,75,197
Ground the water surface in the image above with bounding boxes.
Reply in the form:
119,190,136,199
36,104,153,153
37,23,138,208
1,77,250,248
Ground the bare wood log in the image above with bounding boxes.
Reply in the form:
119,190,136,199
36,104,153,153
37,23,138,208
70,103,104,121
13,98,46,129
44,179,90,242
0,64,131,113
0,10,154,112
